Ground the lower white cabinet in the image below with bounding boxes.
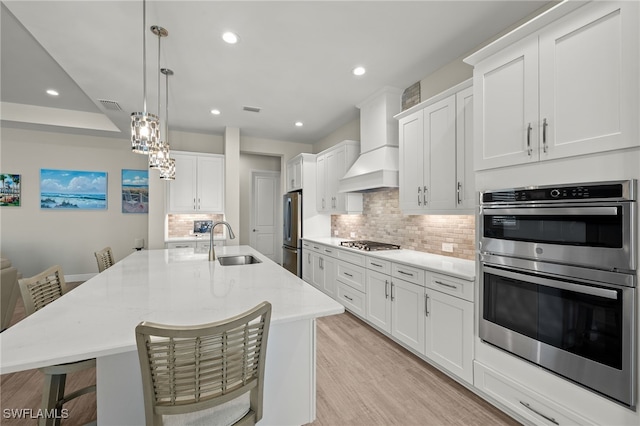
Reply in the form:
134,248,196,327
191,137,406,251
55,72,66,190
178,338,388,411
424,288,473,384
474,362,593,425
336,282,366,318
311,249,336,297
366,270,425,354
301,248,313,283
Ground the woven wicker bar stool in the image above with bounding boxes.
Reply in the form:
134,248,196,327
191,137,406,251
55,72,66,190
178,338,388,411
18,265,96,426
135,301,272,426
94,247,114,273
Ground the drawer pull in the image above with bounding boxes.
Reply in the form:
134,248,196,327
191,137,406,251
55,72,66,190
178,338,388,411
370,262,383,268
519,401,559,425
344,294,354,302
325,249,332,254
434,280,457,290
343,272,353,278
398,270,414,277
313,246,319,250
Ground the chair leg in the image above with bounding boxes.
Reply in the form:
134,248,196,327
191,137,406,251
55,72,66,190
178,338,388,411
40,373,66,426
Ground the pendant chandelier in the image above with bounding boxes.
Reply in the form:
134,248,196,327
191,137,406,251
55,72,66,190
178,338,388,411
149,25,169,169
131,0,160,154
158,68,176,181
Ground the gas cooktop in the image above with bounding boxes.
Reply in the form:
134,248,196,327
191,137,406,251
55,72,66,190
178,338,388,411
340,240,401,251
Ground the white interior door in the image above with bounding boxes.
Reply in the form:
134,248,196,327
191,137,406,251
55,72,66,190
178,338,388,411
250,171,280,262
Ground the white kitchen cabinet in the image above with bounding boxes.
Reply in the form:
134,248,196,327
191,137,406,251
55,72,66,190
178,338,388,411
309,244,337,297
301,247,313,283
366,269,425,354
167,152,224,213
424,288,473,384
316,141,363,214
470,1,639,170
286,154,304,192
397,80,474,214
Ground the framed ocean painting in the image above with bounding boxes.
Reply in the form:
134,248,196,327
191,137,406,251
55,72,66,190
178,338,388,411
40,169,107,210
121,169,148,214
0,173,21,207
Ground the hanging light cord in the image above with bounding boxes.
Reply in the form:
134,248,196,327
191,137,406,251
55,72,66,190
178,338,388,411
142,0,147,113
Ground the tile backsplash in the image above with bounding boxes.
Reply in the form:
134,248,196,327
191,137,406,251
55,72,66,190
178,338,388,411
331,188,475,260
167,214,225,238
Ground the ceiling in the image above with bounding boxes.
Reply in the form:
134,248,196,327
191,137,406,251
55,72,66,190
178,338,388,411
1,1,550,144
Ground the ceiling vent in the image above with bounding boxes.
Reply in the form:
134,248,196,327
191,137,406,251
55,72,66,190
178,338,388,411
98,99,123,111
242,105,261,113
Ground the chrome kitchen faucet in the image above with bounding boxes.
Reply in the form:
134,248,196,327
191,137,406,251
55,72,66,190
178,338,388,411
209,221,236,261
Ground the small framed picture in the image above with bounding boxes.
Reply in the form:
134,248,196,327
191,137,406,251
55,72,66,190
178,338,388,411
0,173,21,207
122,169,149,214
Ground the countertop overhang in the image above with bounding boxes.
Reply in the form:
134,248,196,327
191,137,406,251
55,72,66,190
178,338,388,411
0,246,343,374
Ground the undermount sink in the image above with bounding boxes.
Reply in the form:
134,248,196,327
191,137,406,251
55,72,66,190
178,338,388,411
218,255,262,266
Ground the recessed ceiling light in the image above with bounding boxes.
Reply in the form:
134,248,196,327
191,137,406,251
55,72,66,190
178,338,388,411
46,89,59,96
295,121,303,127
222,32,239,44
210,109,221,115
352,66,366,76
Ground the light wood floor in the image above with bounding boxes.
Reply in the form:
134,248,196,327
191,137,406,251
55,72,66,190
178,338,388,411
1,286,518,426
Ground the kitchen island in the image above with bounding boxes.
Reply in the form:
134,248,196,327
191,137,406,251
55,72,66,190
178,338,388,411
0,246,344,425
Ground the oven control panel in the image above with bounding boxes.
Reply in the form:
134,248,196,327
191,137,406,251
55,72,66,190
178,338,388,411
481,180,635,203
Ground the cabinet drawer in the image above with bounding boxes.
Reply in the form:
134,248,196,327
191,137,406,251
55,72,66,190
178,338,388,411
336,282,366,319
336,249,365,266
307,242,325,254
474,362,594,426
336,260,366,292
366,257,391,274
426,272,474,302
320,245,338,258
166,242,196,249
392,263,424,286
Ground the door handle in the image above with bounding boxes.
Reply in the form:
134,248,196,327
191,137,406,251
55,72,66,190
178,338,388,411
390,282,395,302
423,186,428,206
542,118,548,153
457,182,462,205
385,280,389,299
417,186,422,206
425,294,430,317
526,123,533,156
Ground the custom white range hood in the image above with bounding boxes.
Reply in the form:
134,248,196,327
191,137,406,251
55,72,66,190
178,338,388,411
339,87,402,193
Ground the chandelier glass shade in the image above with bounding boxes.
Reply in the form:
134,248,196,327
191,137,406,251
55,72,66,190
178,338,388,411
159,157,176,180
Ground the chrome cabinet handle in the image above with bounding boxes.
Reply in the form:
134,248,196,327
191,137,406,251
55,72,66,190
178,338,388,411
542,118,548,153
398,270,414,277
320,257,324,270
343,272,353,278
457,182,462,205
313,246,319,250
344,294,353,302
425,294,430,317
417,186,422,206
390,282,395,301
526,123,533,156
370,262,383,268
434,280,457,290
325,249,332,254
519,401,559,425
423,186,428,205
193,198,196,210
385,280,389,299
308,253,311,264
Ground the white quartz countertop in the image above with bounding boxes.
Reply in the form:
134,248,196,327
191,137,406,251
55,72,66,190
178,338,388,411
303,237,476,281
0,246,343,374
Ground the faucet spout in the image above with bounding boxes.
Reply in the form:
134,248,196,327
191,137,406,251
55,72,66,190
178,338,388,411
209,221,236,261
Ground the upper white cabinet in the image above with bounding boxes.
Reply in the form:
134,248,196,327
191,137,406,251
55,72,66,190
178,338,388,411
468,1,639,170
167,152,224,213
316,140,363,214
396,80,474,214
286,154,304,192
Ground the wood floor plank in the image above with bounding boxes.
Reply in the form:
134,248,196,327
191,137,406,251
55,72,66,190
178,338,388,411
2,284,518,425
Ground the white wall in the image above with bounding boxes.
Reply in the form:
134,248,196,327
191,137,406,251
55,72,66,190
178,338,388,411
0,127,148,278
313,119,360,154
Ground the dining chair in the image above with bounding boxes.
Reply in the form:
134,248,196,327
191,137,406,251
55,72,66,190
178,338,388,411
94,246,114,273
18,265,96,426
135,301,272,426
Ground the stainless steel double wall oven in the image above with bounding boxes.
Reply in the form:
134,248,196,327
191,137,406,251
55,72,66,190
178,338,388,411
479,180,637,407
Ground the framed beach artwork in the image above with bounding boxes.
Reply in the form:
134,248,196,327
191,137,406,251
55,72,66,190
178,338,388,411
121,169,149,214
40,169,107,210
0,173,21,207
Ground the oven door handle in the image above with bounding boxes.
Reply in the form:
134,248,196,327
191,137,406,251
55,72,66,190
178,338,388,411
483,265,619,300
485,206,619,216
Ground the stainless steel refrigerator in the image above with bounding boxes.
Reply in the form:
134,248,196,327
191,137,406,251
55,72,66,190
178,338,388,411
282,191,302,277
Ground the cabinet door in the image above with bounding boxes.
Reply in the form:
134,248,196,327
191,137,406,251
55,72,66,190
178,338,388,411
322,255,336,297
316,154,326,212
391,278,425,353
365,270,392,333
474,35,539,170
301,249,313,283
197,156,224,212
455,86,475,211
424,95,456,211
398,111,424,213
168,154,197,212
311,252,323,290
326,148,344,211
425,290,473,384
539,1,638,160
293,158,302,189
